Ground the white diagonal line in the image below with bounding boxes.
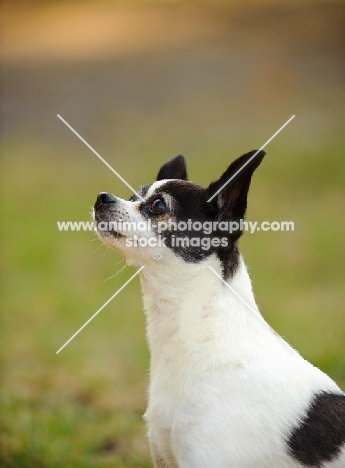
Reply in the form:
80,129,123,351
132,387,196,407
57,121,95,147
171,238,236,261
56,266,145,354
208,266,267,325
207,266,296,354
207,115,295,202
57,114,144,201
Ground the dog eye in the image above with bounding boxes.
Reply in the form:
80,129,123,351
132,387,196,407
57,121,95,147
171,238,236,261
150,198,166,214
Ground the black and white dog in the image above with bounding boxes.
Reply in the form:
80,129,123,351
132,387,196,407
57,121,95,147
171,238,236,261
94,151,345,467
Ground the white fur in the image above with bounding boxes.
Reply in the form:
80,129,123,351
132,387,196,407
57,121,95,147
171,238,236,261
140,255,344,467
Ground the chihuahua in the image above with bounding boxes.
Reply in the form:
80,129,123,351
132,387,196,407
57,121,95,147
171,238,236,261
94,151,345,467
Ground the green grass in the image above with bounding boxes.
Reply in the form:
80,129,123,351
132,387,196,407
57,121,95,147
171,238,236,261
1,139,152,466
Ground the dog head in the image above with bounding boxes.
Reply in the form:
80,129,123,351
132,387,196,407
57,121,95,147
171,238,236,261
94,150,265,278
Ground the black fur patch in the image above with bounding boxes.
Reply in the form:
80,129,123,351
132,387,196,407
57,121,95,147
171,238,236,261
140,180,241,279
287,391,345,466
217,244,240,279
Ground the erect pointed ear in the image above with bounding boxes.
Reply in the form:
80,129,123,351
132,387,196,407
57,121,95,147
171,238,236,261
207,150,266,222
157,154,188,181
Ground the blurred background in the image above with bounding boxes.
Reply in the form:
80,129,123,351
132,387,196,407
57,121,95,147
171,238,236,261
1,0,344,466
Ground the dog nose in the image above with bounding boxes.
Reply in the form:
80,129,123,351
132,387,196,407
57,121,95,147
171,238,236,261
95,192,117,209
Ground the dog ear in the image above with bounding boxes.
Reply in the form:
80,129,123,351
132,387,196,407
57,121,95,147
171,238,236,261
207,150,266,222
157,154,188,181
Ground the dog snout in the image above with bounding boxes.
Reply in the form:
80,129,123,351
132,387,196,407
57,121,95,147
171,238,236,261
94,192,117,210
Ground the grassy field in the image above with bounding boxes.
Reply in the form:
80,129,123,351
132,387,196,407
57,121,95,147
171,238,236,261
1,1,345,466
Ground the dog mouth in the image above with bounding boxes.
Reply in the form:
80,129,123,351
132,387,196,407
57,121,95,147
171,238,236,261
94,193,125,239
94,211,125,239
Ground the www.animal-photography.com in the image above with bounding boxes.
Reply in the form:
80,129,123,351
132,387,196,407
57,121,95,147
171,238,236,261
1,1,344,467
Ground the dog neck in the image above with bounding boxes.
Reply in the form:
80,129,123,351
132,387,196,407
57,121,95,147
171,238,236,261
138,253,291,373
